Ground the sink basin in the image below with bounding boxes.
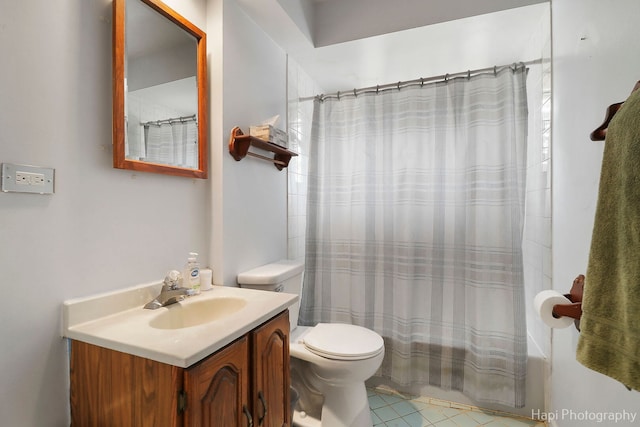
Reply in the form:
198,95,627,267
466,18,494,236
149,297,247,330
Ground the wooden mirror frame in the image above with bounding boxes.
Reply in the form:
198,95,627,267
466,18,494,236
112,0,208,178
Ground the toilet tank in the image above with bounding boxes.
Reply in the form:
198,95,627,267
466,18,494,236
237,260,304,331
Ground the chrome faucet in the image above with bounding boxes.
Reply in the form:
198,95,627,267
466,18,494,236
144,270,195,310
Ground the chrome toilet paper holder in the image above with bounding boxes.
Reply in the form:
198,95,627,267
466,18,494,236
552,274,584,330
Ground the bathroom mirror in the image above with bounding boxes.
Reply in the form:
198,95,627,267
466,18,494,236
113,0,208,178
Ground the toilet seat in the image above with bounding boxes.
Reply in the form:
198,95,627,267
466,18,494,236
302,323,384,361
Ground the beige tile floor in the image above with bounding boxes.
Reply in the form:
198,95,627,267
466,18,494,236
368,387,546,427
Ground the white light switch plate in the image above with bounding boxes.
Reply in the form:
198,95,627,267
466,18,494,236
2,163,55,194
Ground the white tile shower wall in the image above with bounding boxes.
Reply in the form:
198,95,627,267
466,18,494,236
287,57,322,262
522,11,552,359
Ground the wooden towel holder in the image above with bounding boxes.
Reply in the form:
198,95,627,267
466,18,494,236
590,81,640,141
228,126,298,170
552,274,584,331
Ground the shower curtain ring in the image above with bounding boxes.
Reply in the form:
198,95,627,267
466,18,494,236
397,81,401,91
376,85,380,94
353,89,357,97
494,66,498,76
420,78,424,87
467,70,471,80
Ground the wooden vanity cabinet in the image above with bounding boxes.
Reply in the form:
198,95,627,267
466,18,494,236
70,339,184,426
70,310,290,427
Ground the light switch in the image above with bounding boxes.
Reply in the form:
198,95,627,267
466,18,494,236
2,163,55,194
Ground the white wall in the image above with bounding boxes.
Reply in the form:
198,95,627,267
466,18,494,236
551,0,640,425
211,0,289,286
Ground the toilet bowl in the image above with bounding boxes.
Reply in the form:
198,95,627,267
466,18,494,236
237,260,385,427
290,324,384,427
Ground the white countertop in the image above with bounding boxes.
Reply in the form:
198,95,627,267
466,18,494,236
63,283,298,368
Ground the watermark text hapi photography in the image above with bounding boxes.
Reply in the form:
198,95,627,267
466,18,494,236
533,409,637,423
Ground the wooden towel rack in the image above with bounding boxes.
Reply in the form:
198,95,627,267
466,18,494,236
228,126,298,170
591,81,640,141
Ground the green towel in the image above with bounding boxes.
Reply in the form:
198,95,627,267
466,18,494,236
576,88,640,389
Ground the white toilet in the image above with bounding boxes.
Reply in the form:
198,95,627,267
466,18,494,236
237,260,385,427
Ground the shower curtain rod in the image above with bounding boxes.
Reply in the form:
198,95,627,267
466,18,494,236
142,114,196,127
302,58,544,102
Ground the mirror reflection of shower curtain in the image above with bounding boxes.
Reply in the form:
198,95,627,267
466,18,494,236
300,66,528,408
144,121,198,168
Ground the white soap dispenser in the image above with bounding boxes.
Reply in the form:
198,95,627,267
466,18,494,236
183,252,201,294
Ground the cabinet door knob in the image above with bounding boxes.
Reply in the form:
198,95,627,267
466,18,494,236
257,391,268,425
243,404,254,427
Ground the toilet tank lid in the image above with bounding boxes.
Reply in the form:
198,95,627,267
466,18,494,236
237,259,304,285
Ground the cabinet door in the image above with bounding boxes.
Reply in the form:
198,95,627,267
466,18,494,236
184,336,251,427
251,311,291,427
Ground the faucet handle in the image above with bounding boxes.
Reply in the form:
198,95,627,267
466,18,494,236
163,270,183,290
